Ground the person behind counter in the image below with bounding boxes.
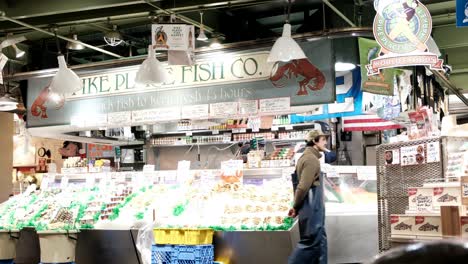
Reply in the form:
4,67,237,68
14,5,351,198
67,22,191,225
288,130,329,264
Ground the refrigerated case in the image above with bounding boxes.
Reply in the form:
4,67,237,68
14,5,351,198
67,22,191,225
1,166,377,264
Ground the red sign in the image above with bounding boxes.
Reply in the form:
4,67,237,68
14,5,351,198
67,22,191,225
433,187,444,196
390,215,399,224
408,188,418,196
87,144,114,158
415,216,425,225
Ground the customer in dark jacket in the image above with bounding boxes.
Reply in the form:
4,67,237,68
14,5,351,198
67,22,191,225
288,130,329,264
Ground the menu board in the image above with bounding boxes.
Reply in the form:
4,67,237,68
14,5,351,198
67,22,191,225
426,142,440,163
181,104,209,119
132,108,181,123
259,97,290,113
239,100,258,115
400,145,425,166
210,102,238,117
384,149,400,165
108,111,132,125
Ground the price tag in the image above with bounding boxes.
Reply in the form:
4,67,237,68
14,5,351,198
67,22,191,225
40,176,50,191
60,176,69,190
86,174,96,189
239,128,247,133
143,165,155,172
232,129,240,134
252,127,260,132
285,125,293,130
271,126,279,131
186,131,193,136
212,130,219,135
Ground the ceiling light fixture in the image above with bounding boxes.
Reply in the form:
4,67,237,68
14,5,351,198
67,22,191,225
12,44,25,58
335,62,356,72
66,34,85,50
135,45,169,85
197,12,208,42
267,0,306,63
49,29,82,96
104,24,124,47
0,85,18,111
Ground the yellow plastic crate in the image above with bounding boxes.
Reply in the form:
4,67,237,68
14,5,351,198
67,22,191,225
153,228,214,245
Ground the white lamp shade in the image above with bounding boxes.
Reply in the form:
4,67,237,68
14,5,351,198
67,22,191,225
0,94,17,111
135,46,170,85
49,55,81,95
197,29,208,41
267,24,307,63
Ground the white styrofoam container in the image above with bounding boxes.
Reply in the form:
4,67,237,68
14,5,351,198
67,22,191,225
414,215,442,237
408,187,433,211
432,186,461,207
390,215,415,237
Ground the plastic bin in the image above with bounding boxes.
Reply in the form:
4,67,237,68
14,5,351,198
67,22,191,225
37,231,78,263
153,229,214,245
0,231,19,260
151,244,214,264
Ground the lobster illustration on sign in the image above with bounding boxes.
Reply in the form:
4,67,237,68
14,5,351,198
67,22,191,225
269,58,326,96
30,86,65,119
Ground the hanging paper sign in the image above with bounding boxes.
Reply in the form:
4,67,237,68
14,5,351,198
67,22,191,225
239,100,258,115
384,149,401,165
152,24,195,51
358,38,395,95
132,107,181,123
400,145,425,166
210,102,238,117
426,142,441,163
368,0,443,75
456,0,468,27
181,104,209,119
259,97,290,113
107,111,132,125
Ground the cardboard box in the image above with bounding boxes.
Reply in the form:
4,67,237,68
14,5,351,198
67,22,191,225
390,215,415,237
415,215,442,237
461,216,468,238
408,187,433,211
433,187,461,207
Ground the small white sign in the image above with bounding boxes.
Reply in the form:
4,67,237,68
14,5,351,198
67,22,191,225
181,104,209,119
152,24,195,51
285,125,293,130
60,176,69,190
259,97,290,113
462,183,468,198
212,130,219,135
108,111,132,125
143,165,155,172
239,100,258,115
426,142,440,163
210,102,238,117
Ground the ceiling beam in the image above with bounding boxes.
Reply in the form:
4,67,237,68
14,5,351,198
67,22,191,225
0,0,158,19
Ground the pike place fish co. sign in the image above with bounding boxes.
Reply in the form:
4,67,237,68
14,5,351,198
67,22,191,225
368,0,444,75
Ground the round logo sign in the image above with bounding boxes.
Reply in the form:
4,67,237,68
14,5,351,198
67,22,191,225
373,0,432,54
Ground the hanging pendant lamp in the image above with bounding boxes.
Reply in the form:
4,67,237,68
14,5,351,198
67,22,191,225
49,55,82,95
267,0,306,63
135,45,169,85
197,12,209,42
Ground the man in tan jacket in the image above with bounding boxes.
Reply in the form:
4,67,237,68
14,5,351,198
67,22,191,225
288,130,328,264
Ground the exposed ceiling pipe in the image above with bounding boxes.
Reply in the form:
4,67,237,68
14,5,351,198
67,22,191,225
0,11,123,59
5,27,372,81
143,0,215,33
430,68,468,106
322,0,357,27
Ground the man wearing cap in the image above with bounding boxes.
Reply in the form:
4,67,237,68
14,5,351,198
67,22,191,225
288,130,329,264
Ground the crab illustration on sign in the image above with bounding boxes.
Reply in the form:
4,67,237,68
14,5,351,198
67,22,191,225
30,86,65,119
367,0,443,76
269,58,326,96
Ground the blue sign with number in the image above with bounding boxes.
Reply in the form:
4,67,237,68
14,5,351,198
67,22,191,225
457,0,468,27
